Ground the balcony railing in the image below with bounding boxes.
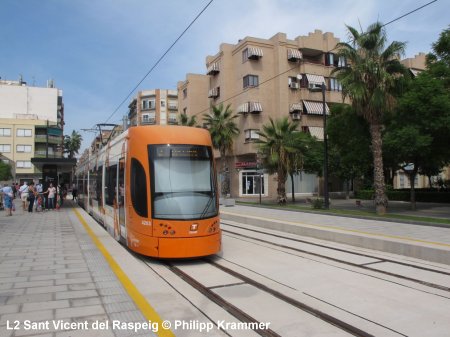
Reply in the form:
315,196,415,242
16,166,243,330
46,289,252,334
34,150,64,158
34,135,62,144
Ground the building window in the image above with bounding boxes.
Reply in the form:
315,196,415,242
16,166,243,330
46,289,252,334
244,129,259,142
325,53,347,67
325,53,335,66
183,88,187,99
0,128,11,137
16,161,32,168
142,99,155,110
16,129,32,137
16,145,32,153
243,75,259,89
161,100,166,108
328,78,342,91
0,144,11,153
183,107,187,114
241,171,264,195
142,113,156,124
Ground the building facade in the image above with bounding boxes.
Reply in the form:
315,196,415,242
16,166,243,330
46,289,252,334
128,89,178,126
178,30,347,199
0,78,67,183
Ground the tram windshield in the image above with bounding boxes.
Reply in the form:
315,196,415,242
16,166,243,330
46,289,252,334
149,144,218,220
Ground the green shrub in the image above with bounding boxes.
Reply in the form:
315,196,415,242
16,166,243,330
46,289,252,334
312,198,324,209
355,189,450,203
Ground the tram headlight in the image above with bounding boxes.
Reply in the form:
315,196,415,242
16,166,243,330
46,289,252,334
169,230,175,235
163,230,168,235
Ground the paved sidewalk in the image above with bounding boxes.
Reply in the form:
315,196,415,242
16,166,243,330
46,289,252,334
221,204,450,265
0,199,148,337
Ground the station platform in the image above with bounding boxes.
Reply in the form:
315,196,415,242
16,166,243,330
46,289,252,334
220,204,450,266
0,200,221,337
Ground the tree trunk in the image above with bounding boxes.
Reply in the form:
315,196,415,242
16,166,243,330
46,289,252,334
290,173,295,203
277,169,287,205
369,123,388,215
408,170,417,211
220,150,228,198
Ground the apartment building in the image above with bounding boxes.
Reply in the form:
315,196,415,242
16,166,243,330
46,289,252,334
128,89,179,126
0,78,70,183
178,30,346,199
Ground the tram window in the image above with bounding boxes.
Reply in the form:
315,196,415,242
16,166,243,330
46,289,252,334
96,166,103,203
90,169,97,200
105,164,117,206
131,158,148,217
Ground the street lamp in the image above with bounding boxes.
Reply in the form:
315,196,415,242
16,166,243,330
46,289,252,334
321,82,329,209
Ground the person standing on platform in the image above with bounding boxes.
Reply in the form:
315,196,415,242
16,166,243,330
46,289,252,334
27,182,37,213
35,181,44,211
19,181,29,211
72,183,78,202
44,183,57,210
1,183,14,216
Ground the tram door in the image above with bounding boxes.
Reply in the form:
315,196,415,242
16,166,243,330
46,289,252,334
118,158,125,231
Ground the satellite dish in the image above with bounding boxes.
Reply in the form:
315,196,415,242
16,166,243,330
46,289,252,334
296,74,302,80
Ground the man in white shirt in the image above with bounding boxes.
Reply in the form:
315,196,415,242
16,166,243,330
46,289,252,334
19,182,29,211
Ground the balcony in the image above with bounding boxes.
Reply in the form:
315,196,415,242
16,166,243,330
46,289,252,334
141,117,156,125
34,150,63,158
34,135,62,144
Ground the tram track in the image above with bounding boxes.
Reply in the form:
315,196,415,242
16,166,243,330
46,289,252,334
221,221,450,294
141,257,385,337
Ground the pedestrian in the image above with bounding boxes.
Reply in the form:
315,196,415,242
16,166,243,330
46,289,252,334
72,183,78,202
44,183,56,210
19,181,29,211
1,183,14,216
35,181,44,211
27,182,37,213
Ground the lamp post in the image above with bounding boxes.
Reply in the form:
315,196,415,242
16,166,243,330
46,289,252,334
321,82,329,209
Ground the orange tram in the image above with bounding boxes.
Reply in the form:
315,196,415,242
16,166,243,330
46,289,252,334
75,125,221,258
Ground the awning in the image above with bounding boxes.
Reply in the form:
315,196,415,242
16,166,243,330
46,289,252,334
249,102,262,113
303,100,330,115
305,74,326,86
289,103,303,113
247,47,263,59
238,102,263,114
308,127,324,140
237,103,250,114
287,49,302,61
207,62,220,75
409,68,422,77
208,87,219,98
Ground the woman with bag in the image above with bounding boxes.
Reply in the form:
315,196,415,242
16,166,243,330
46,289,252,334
1,183,14,216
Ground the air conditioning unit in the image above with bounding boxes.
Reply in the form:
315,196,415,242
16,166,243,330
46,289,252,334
292,113,301,120
289,82,299,89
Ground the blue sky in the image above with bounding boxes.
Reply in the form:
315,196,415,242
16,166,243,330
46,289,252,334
1,0,447,152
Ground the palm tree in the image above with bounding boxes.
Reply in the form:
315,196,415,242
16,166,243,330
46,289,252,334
178,112,197,126
203,103,239,197
332,22,407,215
258,117,299,205
64,130,83,159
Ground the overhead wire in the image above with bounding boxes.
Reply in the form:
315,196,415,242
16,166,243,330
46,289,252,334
96,0,215,127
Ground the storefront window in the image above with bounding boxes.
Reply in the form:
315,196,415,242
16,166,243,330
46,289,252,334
241,171,264,195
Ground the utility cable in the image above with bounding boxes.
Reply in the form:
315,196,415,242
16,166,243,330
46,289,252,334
99,0,214,125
